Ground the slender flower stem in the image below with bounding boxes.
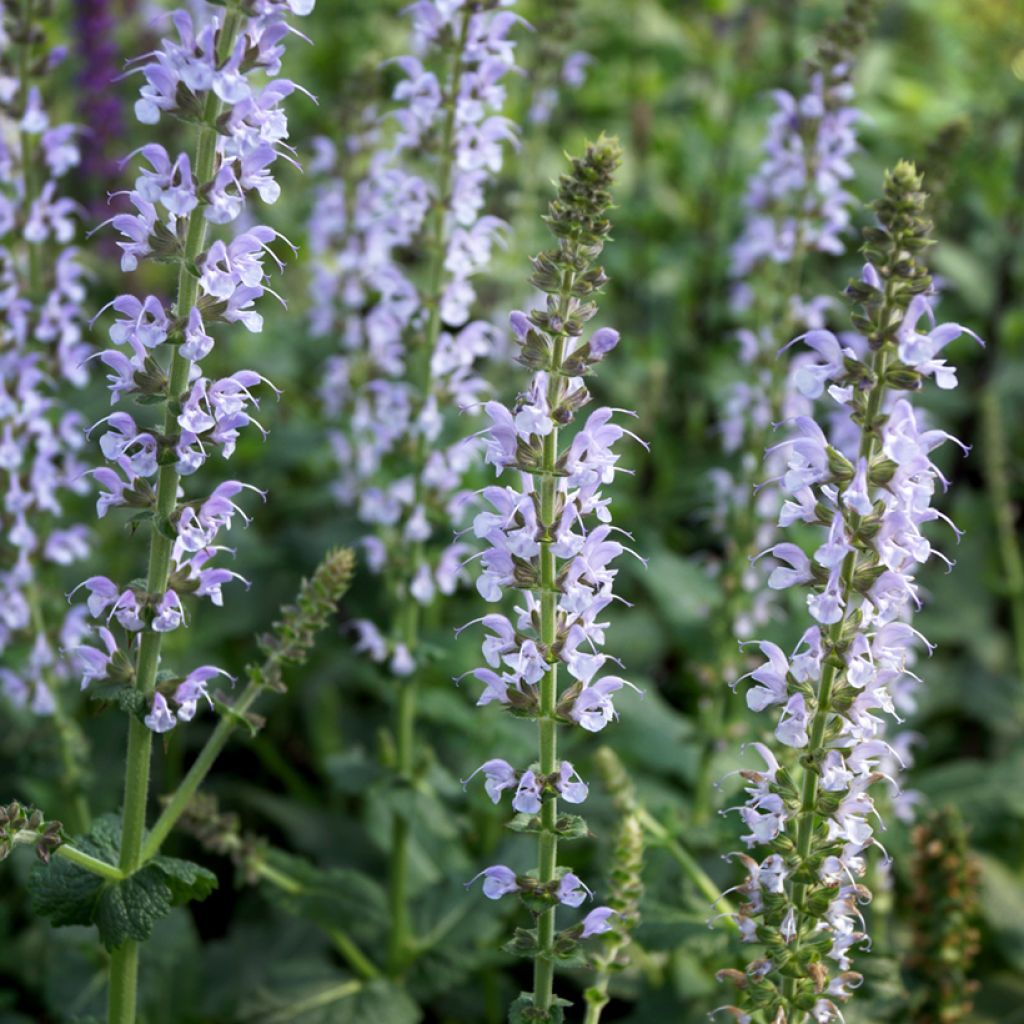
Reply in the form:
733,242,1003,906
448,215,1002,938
108,12,243,1024
14,1,92,835
635,808,737,923
532,276,573,1013
386,7,472,975
11,832,123,880
981,387,1024,690
785,340,889,1018
55,841,124,880
139,680,260,862
252,859,381,981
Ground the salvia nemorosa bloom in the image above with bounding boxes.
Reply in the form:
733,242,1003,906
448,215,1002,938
70,0,313,732
713,0,876,643
728,0,875,307
905,807,980,1024
524,0,590,128
309,0,523,677
461,137,638,1019
715,163,981,1023
0,1,93,716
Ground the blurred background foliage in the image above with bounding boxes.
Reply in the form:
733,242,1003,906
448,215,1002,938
2,0,1024,1021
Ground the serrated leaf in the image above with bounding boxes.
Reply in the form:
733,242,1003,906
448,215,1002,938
508,992,570,1024
28,815,216,951
28,815,119,929
152,855,218,906
94,867,171,950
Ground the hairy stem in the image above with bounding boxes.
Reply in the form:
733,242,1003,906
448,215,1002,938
532,267,575,1012
981,387,1024,689
108,11,243,1024
784,346,889,1019
138,680,260,862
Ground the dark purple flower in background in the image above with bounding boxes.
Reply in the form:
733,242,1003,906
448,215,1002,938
74,0,126,207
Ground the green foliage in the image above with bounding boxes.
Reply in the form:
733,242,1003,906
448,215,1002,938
28,816,215,951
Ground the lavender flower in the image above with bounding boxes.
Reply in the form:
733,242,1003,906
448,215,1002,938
307,0,525,975
0,2,92,718
311,1,522,654
714,0,876,643
717,163,980,1022
461,138,637,1019
76,0,312,737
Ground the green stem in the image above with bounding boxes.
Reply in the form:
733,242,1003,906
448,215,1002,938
583,976,610,1024
12,832,123,880
385,8,471,975
108,12,244,1024
106,945,138,1024
784,347,889,1019
532,272,574,1014
56,841,124,881
981,386,1024,688
14,1,91,835
139,680,260,862
252,859,381,981
635,809,737,924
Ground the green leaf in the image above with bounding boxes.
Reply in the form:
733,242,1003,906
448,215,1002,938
93,867,173,950
28,815,119,929
508,992,571,1024
504,812,591,841
151,855,218,906
28,815,216,950
239,964,420,1024
260,849,388,949
977,854,1024,972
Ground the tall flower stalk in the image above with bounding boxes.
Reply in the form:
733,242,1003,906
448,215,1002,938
66,2,313,1019
698,0,874,823
461,136,638,1021
0,0,93,828
308,0,523,972
716,162,981,1023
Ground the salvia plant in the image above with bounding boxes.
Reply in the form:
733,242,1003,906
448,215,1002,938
0,2,1017,1021
0,0,93,824
698,1,875,827
307,0,524,972
716,162,982,1023
0,1,361,1021
714,0,875,650
459,135,644,1022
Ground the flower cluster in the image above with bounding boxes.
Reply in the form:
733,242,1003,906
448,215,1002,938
0,2,93,716
309,0,524,677
717,163,980,1022
728,0,875,305
461,138,636,1017
70,0,312,732
713,0,876,643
